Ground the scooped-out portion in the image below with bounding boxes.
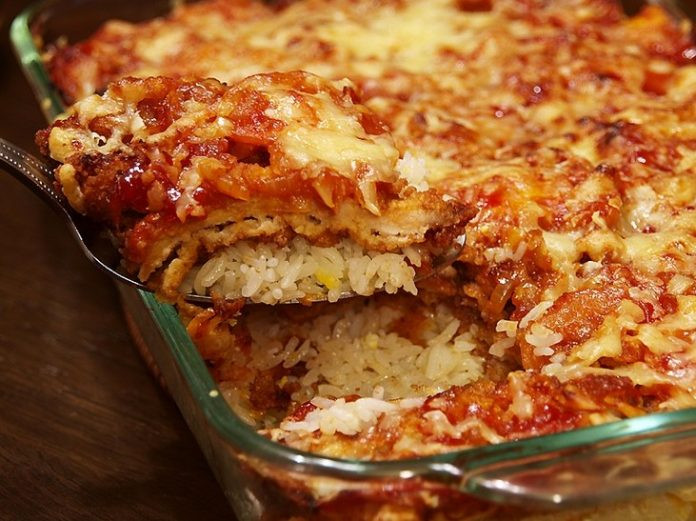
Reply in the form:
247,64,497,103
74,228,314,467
37,72,471,302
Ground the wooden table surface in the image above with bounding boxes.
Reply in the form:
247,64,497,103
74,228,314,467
0,2,234,519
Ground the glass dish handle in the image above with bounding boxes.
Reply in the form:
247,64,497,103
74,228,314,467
457,419,696,508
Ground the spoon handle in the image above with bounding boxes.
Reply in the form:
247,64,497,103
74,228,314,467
0,136,154,294
0,137,67,214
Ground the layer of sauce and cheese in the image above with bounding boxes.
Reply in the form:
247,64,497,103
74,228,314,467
39,72,469,291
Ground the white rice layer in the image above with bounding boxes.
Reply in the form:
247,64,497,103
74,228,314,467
184,236,422,304
239,299,485,436
245,300,485,407
278,390,423,437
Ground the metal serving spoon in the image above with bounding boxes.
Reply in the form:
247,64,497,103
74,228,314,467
0,137,465,306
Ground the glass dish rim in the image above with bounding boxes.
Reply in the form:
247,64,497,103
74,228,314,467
10,0,696,486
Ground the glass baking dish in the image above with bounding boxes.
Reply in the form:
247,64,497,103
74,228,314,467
10,0,696,518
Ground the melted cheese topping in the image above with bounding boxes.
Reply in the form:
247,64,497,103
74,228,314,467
47,73,411,219
265,83,399,180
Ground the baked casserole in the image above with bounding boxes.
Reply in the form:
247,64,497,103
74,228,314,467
36,0,696,518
